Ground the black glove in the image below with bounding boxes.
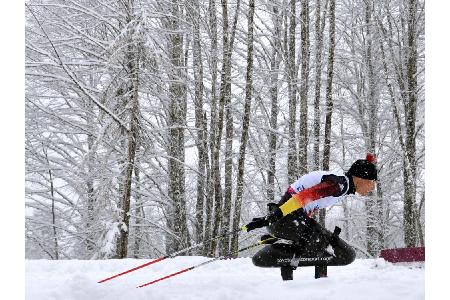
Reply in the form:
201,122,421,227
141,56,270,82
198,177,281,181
242,208,284,232
242,217,269,232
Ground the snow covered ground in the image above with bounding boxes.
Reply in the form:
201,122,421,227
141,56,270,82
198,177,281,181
26,257,424,300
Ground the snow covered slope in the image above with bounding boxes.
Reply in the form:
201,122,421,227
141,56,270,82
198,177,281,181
26,257,424,300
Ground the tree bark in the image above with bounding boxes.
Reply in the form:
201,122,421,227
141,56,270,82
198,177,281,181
298,0,310,175
267,2,282,203
190,0,207,247
312,0,328,170
287,0,298,183
209,0,231,256
117,4,140,258
132,155,142,258
211,0,241,256
231,0,256,255
85,95,95,253
363,0,380,257
320,0,336,227
204,0,219,256
43,146,59,260
403,0,418,248
166,0,189,253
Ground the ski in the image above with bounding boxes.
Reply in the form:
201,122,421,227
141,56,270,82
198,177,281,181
97,227,243,283
136,236,277,288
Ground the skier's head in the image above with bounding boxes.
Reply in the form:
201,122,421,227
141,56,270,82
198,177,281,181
347,153,377,196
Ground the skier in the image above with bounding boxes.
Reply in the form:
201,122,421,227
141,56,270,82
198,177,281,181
243,153,377,280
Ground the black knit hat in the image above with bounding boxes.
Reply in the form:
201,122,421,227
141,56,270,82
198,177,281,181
347,153,377,180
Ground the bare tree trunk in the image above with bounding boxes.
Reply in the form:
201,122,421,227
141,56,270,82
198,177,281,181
376,181,385,249
190,0,207,247
114,98,128,258
363,0,380,257
339,111,350,240
132,154,142,258
222,0,242,256
116,3,142,258
298,0,310,175
43,147,59,260
320,0,336,227
287,0,298,183
267,2,282,203
209,0,231,256
403,0,418,247
231,0,256,255
211,0,241,256
166,0,189,253
117,42,140,259
204,0,219,256
312,0,328,170
221,94,233,255
222,0,242,249
85,95,95,253
416,192,424,246
403,157,416,247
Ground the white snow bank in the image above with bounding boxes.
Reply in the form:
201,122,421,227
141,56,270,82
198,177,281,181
26,257,424,300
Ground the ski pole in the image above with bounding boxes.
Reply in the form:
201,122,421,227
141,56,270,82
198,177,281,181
97,227,244,283
136,236,277,288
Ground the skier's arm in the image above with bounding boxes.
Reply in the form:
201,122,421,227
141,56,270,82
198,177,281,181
242,180,341,232
278,181,341,216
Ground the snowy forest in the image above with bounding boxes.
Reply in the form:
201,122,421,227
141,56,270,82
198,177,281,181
25,0,425,261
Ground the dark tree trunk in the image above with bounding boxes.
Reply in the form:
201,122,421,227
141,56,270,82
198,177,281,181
190,0,207,247
166,0,189,253
209,0,231,256
321,0,336,227
298,0,310,175
364,0,380,257
132,155,142,258
117,5,140,257
267,3,282,203
204,0,219,256
403,0,418,248
231,0,256,255
312,0,328,171
287,0,298,183
43,147,59,260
